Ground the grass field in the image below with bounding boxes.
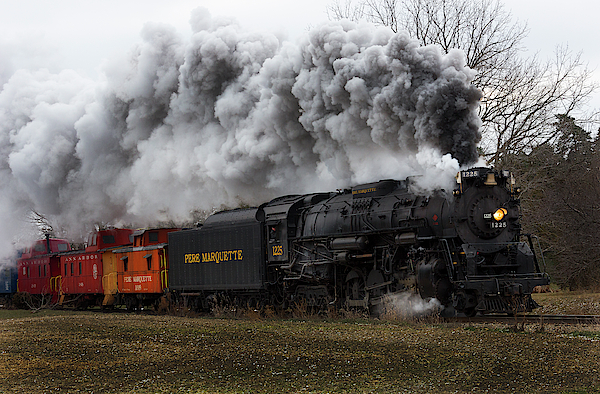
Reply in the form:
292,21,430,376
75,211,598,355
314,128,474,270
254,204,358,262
533,291,600,315
0,293,599,393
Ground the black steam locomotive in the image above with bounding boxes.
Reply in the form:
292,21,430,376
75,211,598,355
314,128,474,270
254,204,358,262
168,167,549,315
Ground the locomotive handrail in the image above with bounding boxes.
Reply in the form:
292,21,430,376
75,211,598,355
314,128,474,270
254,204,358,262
290,224,426,242
520,234,546,273
292,243,335,264
438,239,454,281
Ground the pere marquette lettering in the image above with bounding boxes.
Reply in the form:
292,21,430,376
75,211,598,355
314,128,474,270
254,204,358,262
352,187,377,195
184,250,243,264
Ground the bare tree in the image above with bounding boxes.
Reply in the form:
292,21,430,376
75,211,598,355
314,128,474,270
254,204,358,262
327,0,400,31
28,210,54,236
27,210,74,241
504,115,600,290
327,0,598,165
483,47,597,165
399,0,525,70
326,0,367,22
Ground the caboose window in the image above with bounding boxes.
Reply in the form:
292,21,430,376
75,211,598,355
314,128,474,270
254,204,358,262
146,256,152,270
78,262,82,275
102,235,116,244
149,232,159,242
70,263,74,275
44,265,47,277
34,244,45,252
64,264,67,276
38,266,41,277
122,256,129,272
58,243,69,252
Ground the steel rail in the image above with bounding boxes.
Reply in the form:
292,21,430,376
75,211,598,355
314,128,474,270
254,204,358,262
447,314,600,325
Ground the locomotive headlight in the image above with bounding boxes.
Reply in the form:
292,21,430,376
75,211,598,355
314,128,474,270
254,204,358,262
493,208,508,221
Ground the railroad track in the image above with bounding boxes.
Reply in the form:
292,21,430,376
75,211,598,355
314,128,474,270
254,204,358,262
13,305,599,325
448,314,600,325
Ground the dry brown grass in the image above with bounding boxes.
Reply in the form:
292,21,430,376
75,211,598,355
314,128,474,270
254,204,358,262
1,290,600,393
0,310,598,393
533,290,600,315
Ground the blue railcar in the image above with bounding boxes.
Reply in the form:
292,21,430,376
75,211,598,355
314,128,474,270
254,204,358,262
0,264,18,307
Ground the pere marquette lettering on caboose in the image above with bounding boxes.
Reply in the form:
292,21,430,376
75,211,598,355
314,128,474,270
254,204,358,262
184,249,244,264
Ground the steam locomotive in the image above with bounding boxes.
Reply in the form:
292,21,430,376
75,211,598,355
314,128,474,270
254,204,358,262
169,167,549,315
12,167,548,315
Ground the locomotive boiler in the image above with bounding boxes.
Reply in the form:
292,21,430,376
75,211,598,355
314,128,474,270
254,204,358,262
169,167,549,315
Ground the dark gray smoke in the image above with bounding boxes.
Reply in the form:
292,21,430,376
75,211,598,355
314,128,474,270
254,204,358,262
0,8,482,255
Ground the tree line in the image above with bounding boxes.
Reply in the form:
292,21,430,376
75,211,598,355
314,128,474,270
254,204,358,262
328,0,600,290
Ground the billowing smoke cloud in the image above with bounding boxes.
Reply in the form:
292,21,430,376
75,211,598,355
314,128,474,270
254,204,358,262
0,8,481,255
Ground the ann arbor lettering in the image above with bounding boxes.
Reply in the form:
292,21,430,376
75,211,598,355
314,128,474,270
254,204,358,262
184,250,243,264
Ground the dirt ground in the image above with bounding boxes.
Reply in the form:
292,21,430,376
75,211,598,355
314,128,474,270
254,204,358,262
0,294,600,394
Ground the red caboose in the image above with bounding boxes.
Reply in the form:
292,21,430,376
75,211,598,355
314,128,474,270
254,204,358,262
60,228,133,309
17,237,71,305
109,228,179,310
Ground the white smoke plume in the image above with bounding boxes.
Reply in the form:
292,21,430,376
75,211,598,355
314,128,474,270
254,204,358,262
0,8,482,255
380,292,444,320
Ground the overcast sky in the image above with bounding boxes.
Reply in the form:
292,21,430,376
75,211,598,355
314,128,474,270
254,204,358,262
1,0,599,110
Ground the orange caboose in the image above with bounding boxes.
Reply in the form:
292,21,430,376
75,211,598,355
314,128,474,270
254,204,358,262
107,228,178,310
60,228,133,309
17,237,71,305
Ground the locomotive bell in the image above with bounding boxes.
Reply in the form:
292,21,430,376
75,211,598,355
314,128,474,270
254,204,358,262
483,173,497,186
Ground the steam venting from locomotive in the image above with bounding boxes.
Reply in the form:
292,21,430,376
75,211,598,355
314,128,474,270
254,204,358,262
0,8,482,255
381,293,443,318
